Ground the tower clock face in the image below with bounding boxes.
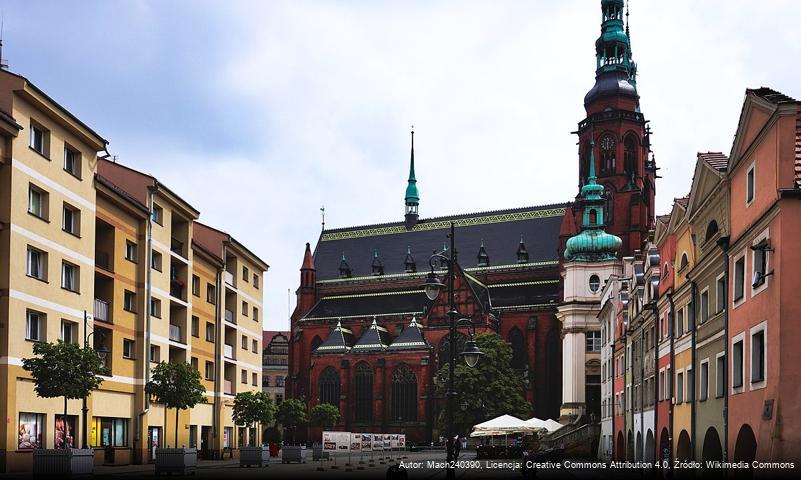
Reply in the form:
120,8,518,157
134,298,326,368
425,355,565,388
600,136,616,151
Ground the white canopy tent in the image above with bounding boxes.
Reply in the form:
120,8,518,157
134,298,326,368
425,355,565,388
472,414,536,434
524,417,564,433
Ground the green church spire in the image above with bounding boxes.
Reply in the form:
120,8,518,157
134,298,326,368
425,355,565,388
404,127,420,229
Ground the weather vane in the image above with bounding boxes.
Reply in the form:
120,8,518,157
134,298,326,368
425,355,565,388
320,205,325,230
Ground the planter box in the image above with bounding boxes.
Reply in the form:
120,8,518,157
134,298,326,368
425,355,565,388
281,445,307,464
32,448,94,477
240,446,270,467
154,448,197,476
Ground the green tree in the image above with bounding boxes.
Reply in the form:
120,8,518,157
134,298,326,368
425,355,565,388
309,403,340,430
434,332,531,435
232,391,276,447
22,341,110,449
276,398,308,444
146,361,206,448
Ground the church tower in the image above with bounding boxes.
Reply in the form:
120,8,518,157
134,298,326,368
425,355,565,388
562,0,656,257
404,128,420,230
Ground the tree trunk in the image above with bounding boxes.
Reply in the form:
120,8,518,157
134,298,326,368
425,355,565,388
175,408,179,449
63,396,68,449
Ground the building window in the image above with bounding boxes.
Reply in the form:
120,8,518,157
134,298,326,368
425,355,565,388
253,307,259,322
19,412,45,449
30,122,48,156
732,339,744,389
752,239,769,290
26,246,47,280
123,290,136,312
205,361,214,381
679,252,689,271
716,354,725,398
125,241,137,262
252,373,258,386
242,301,248,317
151,298,161,318
191,316,199,337
599,135,616,173
700,361,709,401
716,276,725,313
509,328,527,370
659,371,665,401
63,146,81,178
241,335,248,350
686,368,694,402
252,339,258,353
242,266,249,282
28,184,48,220
151,251,162,272
733,255,745,302
253,274,259,289
263,376,270,387
354,363,373,423
61,319,76,344
586,330,602,352
589,274,600,293
700,289,709,323
26,310,44,342
751,328,765,384
206,322,215,342
677,308,684,337
152,204,163,225
91,417,128,447
319,367,340,409
206,284,216,304
61,261,79,292
54,414,77,448
276,376,285,387
391,364,417,421
623,135,637,176
190,357,198,371
676,371,684,404
192,275,200,296
62,203,80,236
150,345,160,363
746,163,755,204
241,369,247,384
123,339,134,359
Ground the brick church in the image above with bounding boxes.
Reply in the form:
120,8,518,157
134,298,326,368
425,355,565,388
287,0,656,444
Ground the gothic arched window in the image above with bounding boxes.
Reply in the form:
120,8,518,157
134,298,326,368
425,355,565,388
438,333,467,368
509,328,527,370
319,367,340,410
391,364,417,422
354,363,373,423
599,135,616,174
705,220,719,242
624,135,638,177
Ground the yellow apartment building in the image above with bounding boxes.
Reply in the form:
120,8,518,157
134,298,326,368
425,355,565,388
0,67,269,472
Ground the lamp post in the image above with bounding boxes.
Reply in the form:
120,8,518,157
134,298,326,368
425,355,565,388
82,310,109,449
421,222,484,480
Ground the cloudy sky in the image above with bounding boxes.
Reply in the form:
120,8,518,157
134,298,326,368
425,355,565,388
3,0,799,330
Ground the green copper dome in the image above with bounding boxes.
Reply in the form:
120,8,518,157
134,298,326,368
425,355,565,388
564,139,622,262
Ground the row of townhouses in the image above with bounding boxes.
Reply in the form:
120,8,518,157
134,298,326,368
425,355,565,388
0,68,268,472
597,87,801,464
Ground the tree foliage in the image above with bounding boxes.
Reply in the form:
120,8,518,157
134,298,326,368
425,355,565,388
434,332,531,435
146,361,206,447
276,398,308,443
22,341,110,401
232,391,276,446
309,403,340,429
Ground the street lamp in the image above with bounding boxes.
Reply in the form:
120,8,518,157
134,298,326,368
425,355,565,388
82,310,109,449
420,222,483,480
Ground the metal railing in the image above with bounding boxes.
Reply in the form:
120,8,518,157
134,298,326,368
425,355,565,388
94,299,111,323
224,309,235,324
223,271,235,287
224,344,234,359
169,324,182,343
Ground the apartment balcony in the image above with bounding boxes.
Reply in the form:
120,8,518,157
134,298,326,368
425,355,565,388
94,299,111,324
224,343,235,360
223,271,235,288
170,237,185,258
169,324,183,343
224,309,236,324
170,282,185,301
95,251,112,272
224,380,233,396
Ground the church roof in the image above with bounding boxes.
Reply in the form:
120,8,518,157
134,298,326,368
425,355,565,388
488,280,560,310
352,318,392,352
303,290,427,320
698,152,728,172
314,321,354,354
387,316,430,351
314,203,568,281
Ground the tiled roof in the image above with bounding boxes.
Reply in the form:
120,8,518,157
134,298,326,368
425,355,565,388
748,87,797,105
488,280,560,309
351,319,392,352
675,197,689,209
656,214,671,225
387,317,430,351
314,204,568,281
698,152,728,172
314,321,354,354
263,331,289,346
303,290,427,320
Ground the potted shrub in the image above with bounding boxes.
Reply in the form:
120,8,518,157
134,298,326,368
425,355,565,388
22,341,109,476
145,361,206,476
277,399,308,464
233,391,275,467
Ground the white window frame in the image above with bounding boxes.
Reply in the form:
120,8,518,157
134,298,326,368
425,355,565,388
676,369,684,404
26,310,44,342
125,241,137,262
715,273,726,314
745,161,755,207
63,145,81,178
750,228,770,298
61,261,79,292
732,250,747,308
686,365,694,402
731,332,745,394
715,351,726,399
700,287,709,323
26,246,46,280
749,320,767,391
62,203,80,236
60,319,76,344
123,339,135,359
28,184,48,220
658,368,665,401
699,358,709,402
